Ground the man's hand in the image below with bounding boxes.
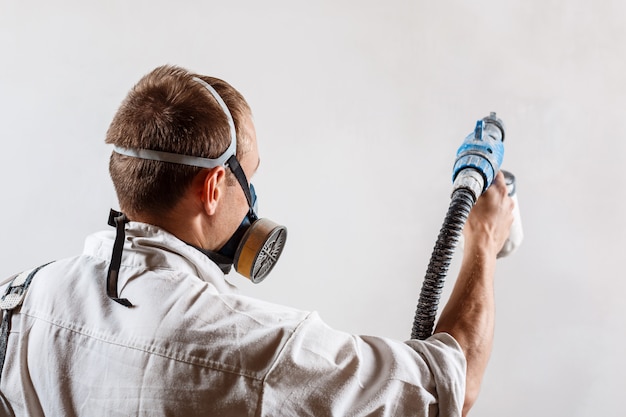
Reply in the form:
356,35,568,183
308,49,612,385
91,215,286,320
463,171,515,258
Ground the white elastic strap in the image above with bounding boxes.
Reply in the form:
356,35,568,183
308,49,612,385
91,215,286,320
112,76,237,169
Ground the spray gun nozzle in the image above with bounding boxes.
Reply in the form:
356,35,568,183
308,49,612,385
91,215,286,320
482,112,505,142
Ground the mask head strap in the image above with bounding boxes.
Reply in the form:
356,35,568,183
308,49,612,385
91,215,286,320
113,77,237,169
225,154,257,218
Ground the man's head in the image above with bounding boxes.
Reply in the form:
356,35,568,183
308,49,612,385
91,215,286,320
105,64,255,220
105,65,286,282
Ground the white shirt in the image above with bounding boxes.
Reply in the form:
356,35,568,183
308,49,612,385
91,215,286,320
0,222,466,416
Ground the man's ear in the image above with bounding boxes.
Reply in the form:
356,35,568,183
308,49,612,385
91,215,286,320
201,166,227,216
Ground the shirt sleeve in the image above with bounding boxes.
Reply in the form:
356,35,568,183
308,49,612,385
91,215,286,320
260,311,466,417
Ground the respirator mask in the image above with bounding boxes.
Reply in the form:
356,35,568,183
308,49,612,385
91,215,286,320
112,77,287,288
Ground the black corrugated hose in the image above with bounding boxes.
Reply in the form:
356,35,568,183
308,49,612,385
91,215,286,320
411,188,476,340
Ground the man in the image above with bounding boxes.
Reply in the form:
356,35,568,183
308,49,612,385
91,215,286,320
0,65,513,416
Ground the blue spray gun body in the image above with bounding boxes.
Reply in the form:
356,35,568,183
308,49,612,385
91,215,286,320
452,112,505,202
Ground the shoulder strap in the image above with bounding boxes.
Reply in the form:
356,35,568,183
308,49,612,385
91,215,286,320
0,262,52,383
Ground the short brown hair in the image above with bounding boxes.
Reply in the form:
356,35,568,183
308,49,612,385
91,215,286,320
105,65,251,218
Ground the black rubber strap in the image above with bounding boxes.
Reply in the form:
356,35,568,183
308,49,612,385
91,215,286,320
106,209,133,307
226,155,257,220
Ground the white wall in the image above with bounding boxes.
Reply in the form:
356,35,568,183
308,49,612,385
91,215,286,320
1,1,624,415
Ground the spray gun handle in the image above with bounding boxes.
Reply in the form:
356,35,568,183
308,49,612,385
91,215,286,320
452,112,506,200
482,112,505,142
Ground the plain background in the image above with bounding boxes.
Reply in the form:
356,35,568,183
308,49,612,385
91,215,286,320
1,1,624,415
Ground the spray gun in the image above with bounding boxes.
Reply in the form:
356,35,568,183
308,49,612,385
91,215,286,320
411,112,522,340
